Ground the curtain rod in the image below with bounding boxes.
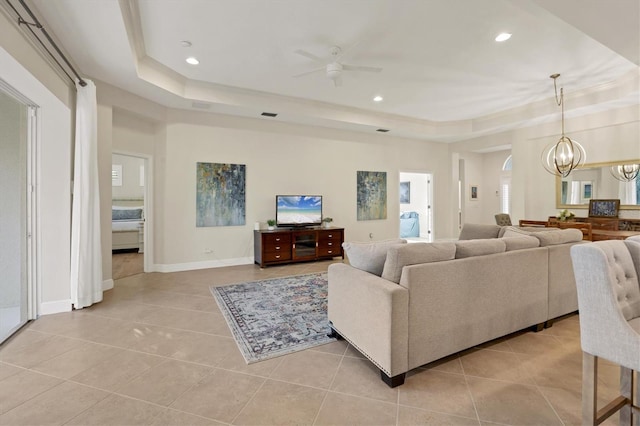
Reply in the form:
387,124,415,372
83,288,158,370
5,0,87,87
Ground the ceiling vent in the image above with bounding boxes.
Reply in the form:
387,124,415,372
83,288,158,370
376,128,390,133
261,112,278,117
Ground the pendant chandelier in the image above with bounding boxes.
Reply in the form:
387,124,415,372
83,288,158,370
541,74,586,177
610,163,640,182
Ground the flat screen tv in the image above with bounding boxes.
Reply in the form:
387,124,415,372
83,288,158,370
276,195,322,227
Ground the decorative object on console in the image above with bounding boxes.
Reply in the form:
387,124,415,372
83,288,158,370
357,170,387,220
558,209,575,221
267,219,276,230
196,162,246,227
610,163,640,182
321,217,333,228
211,273,335,363
589,199,620,218
541,73,586,177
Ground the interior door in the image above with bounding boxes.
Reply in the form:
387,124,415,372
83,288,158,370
0,89,30,343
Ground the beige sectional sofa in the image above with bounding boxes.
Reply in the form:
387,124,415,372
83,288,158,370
327,224,585,387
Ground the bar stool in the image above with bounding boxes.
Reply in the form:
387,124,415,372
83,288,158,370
570,240,640,425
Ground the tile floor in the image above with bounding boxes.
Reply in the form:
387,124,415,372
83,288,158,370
0,259,625,425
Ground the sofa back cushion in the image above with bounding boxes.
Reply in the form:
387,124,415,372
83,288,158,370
502,226,582,247
382,242,456,283
502,236,540,251
342,239,407,276
455,239,506,259
458,223,502,240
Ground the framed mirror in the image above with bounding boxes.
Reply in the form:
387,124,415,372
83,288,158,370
556,159,640,210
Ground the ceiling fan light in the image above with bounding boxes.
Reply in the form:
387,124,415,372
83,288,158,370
373,95,383,102
186,56,199,65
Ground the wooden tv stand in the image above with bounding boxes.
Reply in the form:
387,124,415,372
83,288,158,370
254,227,344,268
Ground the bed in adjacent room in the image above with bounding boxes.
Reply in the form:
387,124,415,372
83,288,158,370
112,201,144,253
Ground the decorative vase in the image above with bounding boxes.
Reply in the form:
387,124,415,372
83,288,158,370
268,226,275,231
322,222,331,228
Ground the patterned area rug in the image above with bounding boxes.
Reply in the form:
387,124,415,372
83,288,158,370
211,273,335,363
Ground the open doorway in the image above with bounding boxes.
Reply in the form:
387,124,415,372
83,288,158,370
111,153,147,280
399,172,433,242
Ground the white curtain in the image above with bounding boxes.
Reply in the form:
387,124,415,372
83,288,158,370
619,180,638,205
70,79,102,309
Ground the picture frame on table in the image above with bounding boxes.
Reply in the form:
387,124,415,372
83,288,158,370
588,199,620,218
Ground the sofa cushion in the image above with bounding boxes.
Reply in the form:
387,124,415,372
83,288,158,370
342,239,407,276
502,226,582,246
458,223,502,240
534,229,583,246
502,236,540,251
382,242,457,283
455,239,506,259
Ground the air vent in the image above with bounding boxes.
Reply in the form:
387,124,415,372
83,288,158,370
376,128,390,133
261,112,278,117
192,101,211,109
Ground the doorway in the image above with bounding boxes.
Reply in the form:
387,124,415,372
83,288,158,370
0,86,36,343
111,153,148,279
399,172,433,242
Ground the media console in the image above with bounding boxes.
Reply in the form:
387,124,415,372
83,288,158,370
253,227,344,268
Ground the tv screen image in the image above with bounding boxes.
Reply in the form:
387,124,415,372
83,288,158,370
276,195,322,226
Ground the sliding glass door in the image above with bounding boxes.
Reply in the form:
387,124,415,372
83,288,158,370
0,88,30,343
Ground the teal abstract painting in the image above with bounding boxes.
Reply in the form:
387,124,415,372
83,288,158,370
357,171,387,220
196,162,246,227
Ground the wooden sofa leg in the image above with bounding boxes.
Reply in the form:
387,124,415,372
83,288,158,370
327,325,344,340
380,371,405,388
544,319,554,329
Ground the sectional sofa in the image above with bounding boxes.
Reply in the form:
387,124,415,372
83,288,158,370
327,224,585,387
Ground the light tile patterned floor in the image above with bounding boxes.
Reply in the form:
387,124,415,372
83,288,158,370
0,260,624,425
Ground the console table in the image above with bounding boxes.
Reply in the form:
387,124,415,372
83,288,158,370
253,227,344,268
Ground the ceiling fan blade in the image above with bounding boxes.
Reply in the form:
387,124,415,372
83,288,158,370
294,49,325,63
342,64,382,73
292,66,325,78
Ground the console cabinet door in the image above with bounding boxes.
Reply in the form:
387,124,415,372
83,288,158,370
292,231,317,260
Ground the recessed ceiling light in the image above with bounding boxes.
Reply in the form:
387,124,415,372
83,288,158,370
373,95,383,102
180,40,192,48
495,33,512,42
186,57,199,65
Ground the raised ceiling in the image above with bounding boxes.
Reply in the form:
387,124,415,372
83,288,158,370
19,0,640,141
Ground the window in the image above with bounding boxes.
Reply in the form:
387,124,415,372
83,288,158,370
500,155,512,214
112,164,122,186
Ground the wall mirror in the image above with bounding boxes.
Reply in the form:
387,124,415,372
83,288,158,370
556,159,640,210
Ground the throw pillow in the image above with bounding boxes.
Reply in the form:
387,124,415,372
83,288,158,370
342,239,407,276
501,226,532,238
381,242,456,283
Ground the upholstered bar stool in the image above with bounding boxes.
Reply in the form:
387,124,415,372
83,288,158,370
570,240,640,425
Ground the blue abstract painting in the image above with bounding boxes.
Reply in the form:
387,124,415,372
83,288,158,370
357,171,387,221
196,162,246,227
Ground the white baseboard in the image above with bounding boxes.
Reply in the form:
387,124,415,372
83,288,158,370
39,299,72,316
152,257,254,273
102,279,114,291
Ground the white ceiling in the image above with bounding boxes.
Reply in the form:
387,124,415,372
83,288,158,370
20,0,640,142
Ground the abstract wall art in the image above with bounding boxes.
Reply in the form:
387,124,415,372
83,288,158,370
196,162,246,227
357,170,387,221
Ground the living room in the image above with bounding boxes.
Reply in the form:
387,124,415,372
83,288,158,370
1,0,639,424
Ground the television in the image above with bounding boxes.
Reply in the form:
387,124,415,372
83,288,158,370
276,195,323,227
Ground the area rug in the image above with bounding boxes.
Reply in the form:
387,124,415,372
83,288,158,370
210,273,335,363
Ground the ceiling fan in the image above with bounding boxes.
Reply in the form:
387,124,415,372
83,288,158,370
293,45,382,87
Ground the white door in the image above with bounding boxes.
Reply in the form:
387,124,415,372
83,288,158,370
0,88,33,343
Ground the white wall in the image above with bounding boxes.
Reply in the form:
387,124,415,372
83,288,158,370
112,154,144,200
0,45,72,315
451,105,640,224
